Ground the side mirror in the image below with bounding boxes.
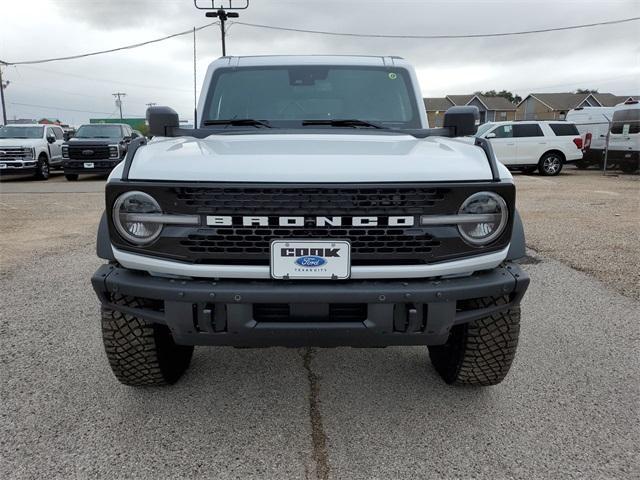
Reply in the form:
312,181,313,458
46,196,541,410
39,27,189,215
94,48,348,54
63,133,70,141
122,136,132,143
485,132,496,139
147,106,179,137
46,135,56,144
443,106,480,136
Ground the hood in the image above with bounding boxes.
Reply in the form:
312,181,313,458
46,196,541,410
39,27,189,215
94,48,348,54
0,138,43,148
124,133,511,182
68,137,119,145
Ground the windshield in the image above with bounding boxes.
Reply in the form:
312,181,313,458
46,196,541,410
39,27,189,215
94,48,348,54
202,66,420,129
476,123,494,137
75,125,122,138
0,126,44,139
611,108,640,134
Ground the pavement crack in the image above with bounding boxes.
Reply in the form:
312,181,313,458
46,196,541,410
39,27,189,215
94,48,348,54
302,347,330,480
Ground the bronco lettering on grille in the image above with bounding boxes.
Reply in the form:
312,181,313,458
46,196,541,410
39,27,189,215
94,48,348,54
205,216,415,227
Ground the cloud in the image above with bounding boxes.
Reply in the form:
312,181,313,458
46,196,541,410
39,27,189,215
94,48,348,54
1,0,638,124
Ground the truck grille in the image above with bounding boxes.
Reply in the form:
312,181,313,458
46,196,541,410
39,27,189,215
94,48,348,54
107,182,515,266
68,145,111,160
174,186,445,215
0,147,32,160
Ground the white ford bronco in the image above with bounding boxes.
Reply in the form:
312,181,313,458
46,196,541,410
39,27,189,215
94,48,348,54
92,56,529,387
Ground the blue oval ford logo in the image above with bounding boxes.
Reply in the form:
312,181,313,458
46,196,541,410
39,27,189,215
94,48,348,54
295,256,327,267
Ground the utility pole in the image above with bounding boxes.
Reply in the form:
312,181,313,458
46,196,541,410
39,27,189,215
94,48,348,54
0,64,8,125
112,92,127,119
205,9,239,56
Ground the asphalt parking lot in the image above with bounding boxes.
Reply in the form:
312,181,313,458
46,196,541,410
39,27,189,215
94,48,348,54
1,169,639,479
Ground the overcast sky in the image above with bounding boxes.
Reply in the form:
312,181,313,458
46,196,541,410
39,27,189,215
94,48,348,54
1,0,638,125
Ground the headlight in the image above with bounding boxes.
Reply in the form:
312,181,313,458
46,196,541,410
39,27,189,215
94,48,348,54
457,192,508,245
109,144,119,158
62,146,69,159
112,191,163,245
27,147,35,159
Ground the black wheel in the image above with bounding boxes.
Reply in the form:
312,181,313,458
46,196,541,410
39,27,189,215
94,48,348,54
102,294,194,386
575,160,589,170
34,155,50,180
538,152,563,176
620,162,639,174
65,173,79,181
521,166,537,174
428,296,520,386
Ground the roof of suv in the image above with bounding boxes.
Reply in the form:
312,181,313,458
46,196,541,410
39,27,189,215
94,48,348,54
215,55,410,68
484,120,577,126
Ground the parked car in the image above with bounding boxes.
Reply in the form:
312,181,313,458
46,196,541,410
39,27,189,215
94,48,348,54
0,124,65,180
472,120,583,175
607,100,639,173
62,123,142,181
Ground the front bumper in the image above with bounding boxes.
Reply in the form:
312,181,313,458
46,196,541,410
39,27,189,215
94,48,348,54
92,262,529,348
63,159,122,175
0,161,37,175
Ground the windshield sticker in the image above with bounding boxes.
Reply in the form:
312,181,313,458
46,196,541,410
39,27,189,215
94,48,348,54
388,72,397,80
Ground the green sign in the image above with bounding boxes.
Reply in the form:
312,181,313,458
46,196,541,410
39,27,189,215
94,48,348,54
90,118,146,130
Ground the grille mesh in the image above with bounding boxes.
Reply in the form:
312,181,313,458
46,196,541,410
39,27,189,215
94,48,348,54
68,145,111,160
174,186,445,215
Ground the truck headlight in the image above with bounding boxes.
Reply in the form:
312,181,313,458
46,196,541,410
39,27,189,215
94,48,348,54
457,192,508,245
62,146,69,159
109,144,119,158
112,191,163,245
27,147,35,159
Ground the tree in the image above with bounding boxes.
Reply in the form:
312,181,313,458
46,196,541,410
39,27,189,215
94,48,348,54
575,88,598,94
477,90,522,104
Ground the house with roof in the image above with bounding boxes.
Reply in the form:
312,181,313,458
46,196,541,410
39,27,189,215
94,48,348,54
516,93,639,120
423,94,517,126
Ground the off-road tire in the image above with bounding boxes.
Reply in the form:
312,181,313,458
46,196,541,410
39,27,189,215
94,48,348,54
428,296,520,386
65,173,79,181
101,294,194,386
34,155,50,180
538,151,563,176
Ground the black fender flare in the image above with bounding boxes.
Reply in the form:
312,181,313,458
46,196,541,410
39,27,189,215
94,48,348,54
507,209,526,260
97,211,115,261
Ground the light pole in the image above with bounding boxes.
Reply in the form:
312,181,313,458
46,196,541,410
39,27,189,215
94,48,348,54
113,92,127,119
0,64,8,125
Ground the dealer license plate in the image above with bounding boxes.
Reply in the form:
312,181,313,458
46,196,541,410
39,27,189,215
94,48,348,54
84,162,94,168
270,240,351,280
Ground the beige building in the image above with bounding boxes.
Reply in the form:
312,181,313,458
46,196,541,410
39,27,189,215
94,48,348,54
516,93,638,120
424,94,517,126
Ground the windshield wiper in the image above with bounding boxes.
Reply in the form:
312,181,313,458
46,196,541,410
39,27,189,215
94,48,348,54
302,119,386,129
203,119,271,128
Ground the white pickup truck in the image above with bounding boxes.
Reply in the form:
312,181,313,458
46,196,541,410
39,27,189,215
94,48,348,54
0,124,65,179
91,55,529,388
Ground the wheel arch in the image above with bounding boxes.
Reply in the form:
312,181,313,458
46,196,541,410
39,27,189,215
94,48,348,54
506,209,526,260
539,149,566,163
97,211,116,261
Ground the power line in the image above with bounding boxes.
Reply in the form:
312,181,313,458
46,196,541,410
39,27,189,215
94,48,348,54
13,65,192,93
232,16,640,39
8,101,144,116
0,16,637,68
0,22,218,66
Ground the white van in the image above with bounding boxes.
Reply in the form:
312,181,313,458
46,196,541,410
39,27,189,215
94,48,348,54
565,107,614,169
607,100,639,173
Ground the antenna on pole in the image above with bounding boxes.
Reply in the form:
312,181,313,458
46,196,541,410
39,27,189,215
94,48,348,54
194,0,249,56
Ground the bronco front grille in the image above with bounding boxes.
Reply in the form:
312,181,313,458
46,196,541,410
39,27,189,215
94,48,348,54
107,182,515,266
